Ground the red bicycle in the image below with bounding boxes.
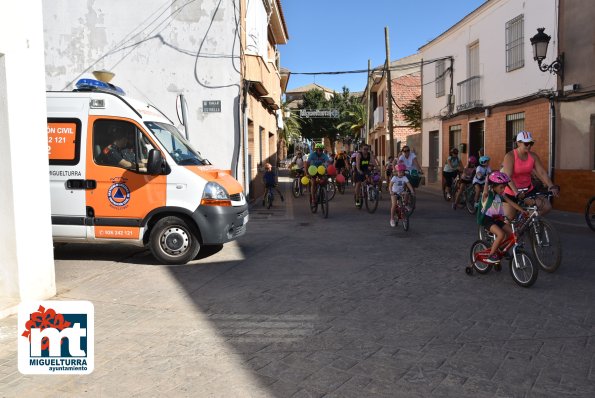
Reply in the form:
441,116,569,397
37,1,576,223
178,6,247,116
467,218,538,287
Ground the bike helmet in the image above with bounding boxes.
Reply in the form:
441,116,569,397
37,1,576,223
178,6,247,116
488,171,511,185
314,143,324,150
479,155,490,165
468,156,477,165
396,163,407,172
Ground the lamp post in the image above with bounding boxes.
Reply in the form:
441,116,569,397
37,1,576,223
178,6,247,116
530,28,564,80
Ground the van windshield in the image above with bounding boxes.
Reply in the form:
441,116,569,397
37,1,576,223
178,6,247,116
144,121,210,166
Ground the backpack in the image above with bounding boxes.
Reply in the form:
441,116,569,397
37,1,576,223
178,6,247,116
476,190,495,225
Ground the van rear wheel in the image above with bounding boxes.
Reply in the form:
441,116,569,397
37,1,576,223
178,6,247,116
149,216,200,265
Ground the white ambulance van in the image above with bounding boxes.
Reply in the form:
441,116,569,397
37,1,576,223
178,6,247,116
47,78,248,264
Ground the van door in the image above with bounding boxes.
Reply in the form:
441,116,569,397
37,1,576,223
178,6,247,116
48,116,87,239
85,117,166,240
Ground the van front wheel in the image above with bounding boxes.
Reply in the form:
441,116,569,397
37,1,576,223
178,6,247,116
149,216,201,265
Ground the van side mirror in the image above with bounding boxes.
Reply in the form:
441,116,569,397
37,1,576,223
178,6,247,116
147,149,165,175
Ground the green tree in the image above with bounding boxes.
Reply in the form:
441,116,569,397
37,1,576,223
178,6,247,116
400,95,421,131
336,102,367,139
278,101,302,159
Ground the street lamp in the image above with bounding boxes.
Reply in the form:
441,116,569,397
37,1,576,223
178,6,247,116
530,28,564,80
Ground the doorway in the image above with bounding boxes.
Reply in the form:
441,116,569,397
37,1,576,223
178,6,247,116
469,120,484,159
429,130,439,183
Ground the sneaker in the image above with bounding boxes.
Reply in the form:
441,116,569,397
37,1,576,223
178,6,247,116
355,200,361,207
485,254,501,264
390,219,396,227
446,193,452,200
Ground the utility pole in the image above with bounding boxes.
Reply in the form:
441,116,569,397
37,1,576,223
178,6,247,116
385,26,395,158
366,59,371,145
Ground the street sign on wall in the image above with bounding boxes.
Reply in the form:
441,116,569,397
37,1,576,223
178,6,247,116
203,100,221,112
299,109,340,118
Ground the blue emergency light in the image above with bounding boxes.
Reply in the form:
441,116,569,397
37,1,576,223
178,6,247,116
75,78,126,96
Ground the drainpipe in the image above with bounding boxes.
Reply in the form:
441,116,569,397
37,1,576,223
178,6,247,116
549,95,556,180
243,80,250,196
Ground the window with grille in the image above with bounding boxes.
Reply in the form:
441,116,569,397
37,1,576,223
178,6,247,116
506,15,524,72
449,125,462,149
435,60,445,97
506,112,525,152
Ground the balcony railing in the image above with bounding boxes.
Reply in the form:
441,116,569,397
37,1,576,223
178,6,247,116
373,106,384,128
456,75,482,112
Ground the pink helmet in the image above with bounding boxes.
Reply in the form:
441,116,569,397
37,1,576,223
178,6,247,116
396,163,407,172
488,171,511,185
468,156,478,165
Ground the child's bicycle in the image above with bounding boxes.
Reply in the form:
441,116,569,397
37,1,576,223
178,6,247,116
392,193,411,231
263,186,275,209
467,217,538,287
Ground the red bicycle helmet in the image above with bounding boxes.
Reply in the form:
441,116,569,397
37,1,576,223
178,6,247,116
468,156,478,165
395,163,407,172
488,171,511,185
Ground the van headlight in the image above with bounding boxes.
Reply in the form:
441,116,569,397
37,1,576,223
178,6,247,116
201,182,231,206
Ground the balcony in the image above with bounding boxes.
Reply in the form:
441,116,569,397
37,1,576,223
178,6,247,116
244,54,281,110
373,106,384,128
456,75,482,112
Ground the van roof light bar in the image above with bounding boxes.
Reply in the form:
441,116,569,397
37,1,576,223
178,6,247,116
75,78,126,96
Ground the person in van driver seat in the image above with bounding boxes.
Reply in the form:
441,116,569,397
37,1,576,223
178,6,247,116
98,127,144,170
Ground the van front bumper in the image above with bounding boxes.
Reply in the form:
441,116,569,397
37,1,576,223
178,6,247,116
192,204,249,244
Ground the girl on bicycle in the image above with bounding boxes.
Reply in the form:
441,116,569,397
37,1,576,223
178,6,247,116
442,148,461,200
389,163,414,227
473,156,491,207
479,171,526,263
452,156,477,210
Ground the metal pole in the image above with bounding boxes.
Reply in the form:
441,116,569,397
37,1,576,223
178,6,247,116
366,59,371,145
385,27,395,158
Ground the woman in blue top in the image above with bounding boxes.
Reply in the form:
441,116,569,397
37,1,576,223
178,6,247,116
442,147,461,200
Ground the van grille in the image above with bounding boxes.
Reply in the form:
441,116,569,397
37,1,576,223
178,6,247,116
230,193,242,201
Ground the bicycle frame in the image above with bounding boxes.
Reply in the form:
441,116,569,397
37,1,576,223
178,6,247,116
475,222,520,264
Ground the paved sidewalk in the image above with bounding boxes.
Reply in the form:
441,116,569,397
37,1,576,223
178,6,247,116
1,174,594,397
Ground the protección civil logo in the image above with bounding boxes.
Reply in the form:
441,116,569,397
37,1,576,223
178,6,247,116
18,301,94,375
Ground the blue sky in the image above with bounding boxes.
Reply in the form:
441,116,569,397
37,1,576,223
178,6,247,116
281,0,486,93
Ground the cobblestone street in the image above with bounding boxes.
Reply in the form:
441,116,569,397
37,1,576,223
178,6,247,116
1,176,594,397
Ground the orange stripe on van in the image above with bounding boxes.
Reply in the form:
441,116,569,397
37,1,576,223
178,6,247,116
184,166,244,195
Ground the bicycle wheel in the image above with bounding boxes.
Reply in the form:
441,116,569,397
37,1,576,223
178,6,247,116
470,240,491,274
365,186,379,214
292,178,301,198
266,191,273,209
338,182,345,194
326,180,337,201
529,219,561,273
320,187,329,218
509,249,538,287
478,225,495,245
405,191,416,216
586,196,595,231
310,188,318,213
402,210,410,231
465,187,476,214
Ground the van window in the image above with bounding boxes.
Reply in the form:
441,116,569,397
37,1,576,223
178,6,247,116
93,119,156,172
145,121,209,166
48,118,81,165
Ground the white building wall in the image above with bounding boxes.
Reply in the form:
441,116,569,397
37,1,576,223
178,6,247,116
0,1,56,311
420,0,558,168
43,0,241,172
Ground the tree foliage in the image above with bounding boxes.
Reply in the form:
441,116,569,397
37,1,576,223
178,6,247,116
298,86,365,149
400,95,421,131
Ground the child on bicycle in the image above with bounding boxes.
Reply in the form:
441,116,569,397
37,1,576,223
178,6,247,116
473,155,491,207
262,163,284,204
389,163,414,227
453,156,477,210
479,171,526,263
